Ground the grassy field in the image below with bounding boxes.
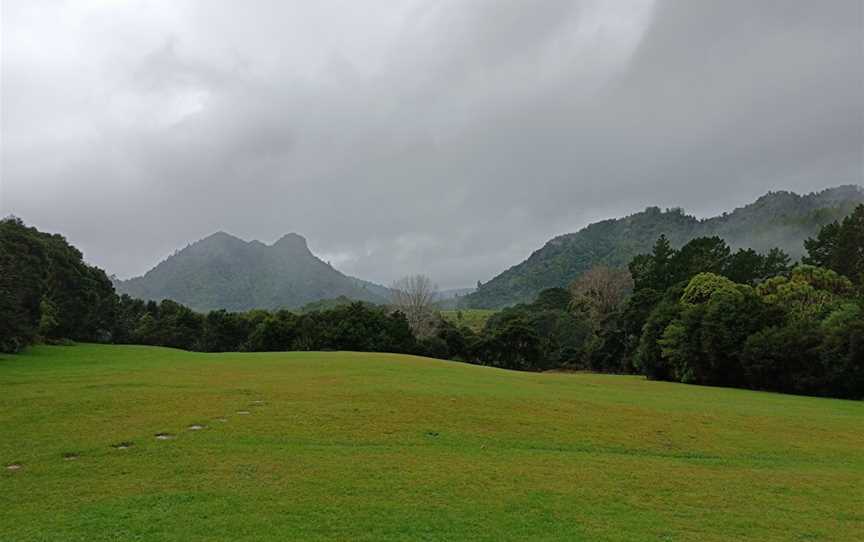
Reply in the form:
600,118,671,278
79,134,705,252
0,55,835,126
440,309,497,332
1,344,862,541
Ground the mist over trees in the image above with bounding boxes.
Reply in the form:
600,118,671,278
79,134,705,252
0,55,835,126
463,187,864,308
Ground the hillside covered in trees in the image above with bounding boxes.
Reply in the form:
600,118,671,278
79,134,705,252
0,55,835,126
462,186,864,308
116,232,390,311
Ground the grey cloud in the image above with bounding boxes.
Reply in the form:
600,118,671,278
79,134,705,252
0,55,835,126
1,0,861,289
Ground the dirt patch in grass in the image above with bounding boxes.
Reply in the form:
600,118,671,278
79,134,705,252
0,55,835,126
236,410,251,415
62,453,79,461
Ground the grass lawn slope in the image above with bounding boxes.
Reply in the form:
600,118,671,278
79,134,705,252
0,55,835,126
1,344,862,541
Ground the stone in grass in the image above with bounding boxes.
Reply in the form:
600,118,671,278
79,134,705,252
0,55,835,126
6,463,23,471
250,400,265,406
62,452,79,461
155,433,176,440
214,417,229,423
187,424,206,431
111,442,134,450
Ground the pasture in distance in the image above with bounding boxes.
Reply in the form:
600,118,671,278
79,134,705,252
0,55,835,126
440,309,497,333
1,344,862,541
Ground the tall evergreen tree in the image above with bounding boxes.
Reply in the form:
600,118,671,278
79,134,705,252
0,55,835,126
804,204,864,284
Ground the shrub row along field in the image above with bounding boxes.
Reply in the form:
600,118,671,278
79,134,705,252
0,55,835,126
1,344,861,541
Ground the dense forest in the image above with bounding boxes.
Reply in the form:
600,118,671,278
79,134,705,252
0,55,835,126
463,186,864,308
1,203,862,399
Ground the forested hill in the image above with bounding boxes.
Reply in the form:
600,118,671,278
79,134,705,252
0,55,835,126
462,185,864,308
117,232,390,311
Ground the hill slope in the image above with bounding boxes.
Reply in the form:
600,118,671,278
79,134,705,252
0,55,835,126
463,185,864,308
117,232,390,311
1,344,861,541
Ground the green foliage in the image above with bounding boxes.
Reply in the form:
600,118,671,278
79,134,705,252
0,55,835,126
629,237,791,379
673,237,730,280
680,272,738,306
757,265,853,322
531,287,572,311
0,217,117,352
475,316,543,371
634,286,685,380
742,323,826,395
630,235,675,292
804,204,864,283
625,215,864,398
115,298,418,356
297,296,377,314
635,262,863,398
818,303,864,398
724,247,791,284
473,292,592,371
661,279,780,386
37,297,60,338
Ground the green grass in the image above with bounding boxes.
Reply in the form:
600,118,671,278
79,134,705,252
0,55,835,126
440,309,497,332
1,344,862,541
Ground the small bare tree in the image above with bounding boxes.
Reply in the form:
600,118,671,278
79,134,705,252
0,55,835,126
569,265,633,322
391,274,439,338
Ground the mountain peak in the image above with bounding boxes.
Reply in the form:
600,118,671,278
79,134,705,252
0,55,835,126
117,230,389,311
272,232,309,253
199,231,244,245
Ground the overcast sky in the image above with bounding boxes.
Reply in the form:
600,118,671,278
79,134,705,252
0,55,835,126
2,0,862,288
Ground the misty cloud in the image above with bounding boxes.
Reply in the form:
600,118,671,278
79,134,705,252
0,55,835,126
2,0,861,288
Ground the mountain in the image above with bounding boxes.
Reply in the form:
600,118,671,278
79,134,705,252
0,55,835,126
117,232,391,311
462,185,864,308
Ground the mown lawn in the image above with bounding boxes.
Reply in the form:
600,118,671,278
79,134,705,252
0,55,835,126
1,344,861,541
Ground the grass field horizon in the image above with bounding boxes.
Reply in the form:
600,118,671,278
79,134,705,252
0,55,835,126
2,344,862,541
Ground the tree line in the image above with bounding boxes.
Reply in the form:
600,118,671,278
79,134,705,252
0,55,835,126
1,205,862,399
